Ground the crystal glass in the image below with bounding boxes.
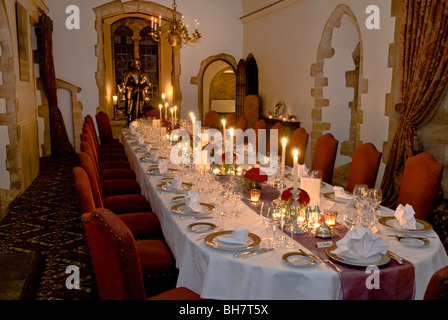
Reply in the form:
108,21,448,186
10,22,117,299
344,200,359,230
353,184,368,214
367,188,383,218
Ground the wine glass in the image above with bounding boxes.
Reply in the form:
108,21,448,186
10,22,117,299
260,206,273,245
367,188,383,218
353,184,368,214
344,200,359,230
360,206,376,229
215,190,228,219
228,185,243,218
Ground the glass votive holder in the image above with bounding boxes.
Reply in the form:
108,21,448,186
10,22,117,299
324,210,338,226
249,189,262,203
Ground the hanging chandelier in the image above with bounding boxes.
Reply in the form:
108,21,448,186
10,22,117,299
150,0,201,47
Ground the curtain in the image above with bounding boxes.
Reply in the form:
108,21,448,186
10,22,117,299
40,14,75,156
381,0,448,207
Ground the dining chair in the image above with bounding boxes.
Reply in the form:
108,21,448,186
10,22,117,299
96,111,120,145
311,133,339,184
254,119,267,154
424,265,448,300
225,113,237,128
286,127,309,167
82,208,196,299
82,124,127,162
346,143,382,193
397,152,443,222
85,116,124,153
81,138,130,172
145,108,160,119
204,110,220,129
73,166,161,240
243,95,262,129
267,122,283,156
236,115,247,131
79,151,152,214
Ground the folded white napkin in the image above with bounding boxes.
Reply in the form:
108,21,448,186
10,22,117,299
148,151,159,162
138,136,145,145
145,144,152,152
333,186,353,199
185,190,202,212
129,121,139,134
158,158,167,174
394,204,417,230
333,227,388,260
217,228,249,245
168,177,182,190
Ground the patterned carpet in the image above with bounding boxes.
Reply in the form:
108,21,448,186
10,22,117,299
0,155,93,300
0,155,447,300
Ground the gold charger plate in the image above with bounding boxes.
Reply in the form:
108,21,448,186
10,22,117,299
378,216,433,232
172,195,185,203
147,168,177,175
326,244,391,267
156,182,193,193
188,222,217,233
396,236,430,247
171,203,215,216
282,252,317,267
204,231,261,251
323,192,352,203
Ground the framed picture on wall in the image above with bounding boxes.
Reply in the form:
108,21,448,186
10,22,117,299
16,1,30,82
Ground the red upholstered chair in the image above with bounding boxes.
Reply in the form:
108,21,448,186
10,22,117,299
82,208,198,300
73,166,161,240
286,127,309,167
311,133,339,184
79,152,152,214
145,108,160,119
204,110,220,129
243,95,261,129
82,125,127,162
86,115,124,153
267,122,283,156
254,119,267,154
397,152,443,222
346,143,382,193
96,111,120,145
236,116,247,131
424,266,448,300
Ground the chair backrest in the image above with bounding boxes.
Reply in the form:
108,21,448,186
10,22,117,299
79,151,104,208
424,265,448,300
82,208,146,300
236,116,247,131
204,110,220,129
397,152,443,221
254,119,267,154
85,115,100,149
286,127,309,167
225,113,237,128
145,108,160,119
243,95,261,129
73,166,97,214
267,122,283,156
311,133,339,184
80,137,100,174
346,143,382,193
96,111,115,144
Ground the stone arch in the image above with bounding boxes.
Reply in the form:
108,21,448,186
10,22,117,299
190,53,237,121
310,4,368,160
93,1,181,118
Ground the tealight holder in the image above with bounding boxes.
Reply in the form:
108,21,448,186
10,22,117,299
324,210,338,226
249,189,261,203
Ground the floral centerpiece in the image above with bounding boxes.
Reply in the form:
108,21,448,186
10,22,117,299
241,167,268,202
280,187,310,221
221,152,238,174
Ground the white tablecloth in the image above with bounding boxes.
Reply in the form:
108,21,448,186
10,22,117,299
121,131,448,300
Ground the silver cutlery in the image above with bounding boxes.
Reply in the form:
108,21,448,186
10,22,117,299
234,248,274,259
179,216,214,221
387,251,403,264
319,252,342,273
309,250,326,266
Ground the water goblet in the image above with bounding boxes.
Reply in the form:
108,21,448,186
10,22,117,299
367,188,382,218
344,200,359,230
353,184,368,214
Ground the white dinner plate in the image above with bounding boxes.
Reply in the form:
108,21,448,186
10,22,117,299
326,244,391,267
147,168,177,176
188,222,217,233
171,203,215,216
172,195,185,203
282,252,317,267
378,217,433,233
323,192,352,203
204,231,261,251
396,236,430,247
157,182,193,193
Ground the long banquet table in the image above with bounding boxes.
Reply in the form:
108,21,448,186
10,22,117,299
120,129,448,300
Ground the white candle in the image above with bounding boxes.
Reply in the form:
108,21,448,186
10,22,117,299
190,112,194,127
159,104,162,119
165,102,168,119
112,95,118,105
170,108,173,123
293,150,299,191
161,93,166,104
222,119,226,144
174,106,177,124
281,138,287,174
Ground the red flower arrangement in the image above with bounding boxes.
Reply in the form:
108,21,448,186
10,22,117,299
243,167,268,184
281,187,310,205
222,152,238,164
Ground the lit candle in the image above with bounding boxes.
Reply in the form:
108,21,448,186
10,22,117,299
174,106,177,124
158,104,162,119
293,150,299,191
161,93,166,104
159,15,162,28
170,107,173,123
222,119,226,144
165,102,168,119
190,112,194,127
112,95,118,105
281,138,287,174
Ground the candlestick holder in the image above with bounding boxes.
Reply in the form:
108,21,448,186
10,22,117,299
291,189,308,234
273,167,287,190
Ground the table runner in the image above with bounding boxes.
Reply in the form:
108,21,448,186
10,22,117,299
241,184,415,300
